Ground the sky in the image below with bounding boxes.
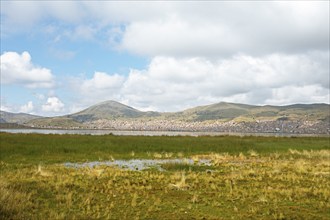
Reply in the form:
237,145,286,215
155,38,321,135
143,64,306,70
0,1,329,116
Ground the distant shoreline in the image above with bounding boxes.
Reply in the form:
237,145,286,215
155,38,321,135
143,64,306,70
1,128,329,137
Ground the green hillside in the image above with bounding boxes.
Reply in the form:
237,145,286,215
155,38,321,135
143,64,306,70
171,102,330,122
16,101,330,128
0,111,42,124
174,102,255,121
68,100,160,122
27,117,84,128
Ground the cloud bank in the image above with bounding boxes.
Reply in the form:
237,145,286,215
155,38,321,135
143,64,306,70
73,52,329,112
2,1,328,57
0,51,54,88
1,1,329,114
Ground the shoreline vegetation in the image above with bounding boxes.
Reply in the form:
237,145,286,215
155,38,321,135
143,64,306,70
0,128,329,138
1,133,329,163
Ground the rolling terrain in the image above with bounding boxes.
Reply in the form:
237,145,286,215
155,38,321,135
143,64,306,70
169,102,330,122
1,101,329,133
0,111,42,124
0,111,42,128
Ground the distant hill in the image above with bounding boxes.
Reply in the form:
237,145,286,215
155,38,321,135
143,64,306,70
27,116,84,128
14,100,330,132
68,100,160,122
26,101,161,127
0,111,42,124
172,102,330,122
172,102,255,121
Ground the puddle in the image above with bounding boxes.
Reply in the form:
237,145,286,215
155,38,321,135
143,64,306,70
64,158,212,171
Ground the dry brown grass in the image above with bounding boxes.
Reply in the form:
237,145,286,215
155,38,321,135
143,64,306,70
1,149,329,219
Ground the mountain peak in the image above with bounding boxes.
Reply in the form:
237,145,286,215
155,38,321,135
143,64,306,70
93,100,137,109
69,100,143,122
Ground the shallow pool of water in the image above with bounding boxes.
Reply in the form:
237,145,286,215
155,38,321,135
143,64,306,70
64,158,212,171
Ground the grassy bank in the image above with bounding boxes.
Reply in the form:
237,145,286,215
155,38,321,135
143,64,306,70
0,132,329,163
0,133,329,219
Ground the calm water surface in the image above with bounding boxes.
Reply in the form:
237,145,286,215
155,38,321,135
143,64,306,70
64,158,212,171
0,128,324,137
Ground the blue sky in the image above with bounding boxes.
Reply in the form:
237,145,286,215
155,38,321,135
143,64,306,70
1,1,329,116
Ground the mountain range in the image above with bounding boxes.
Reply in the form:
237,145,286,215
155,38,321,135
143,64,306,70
0,111,42,124
1,100,329,132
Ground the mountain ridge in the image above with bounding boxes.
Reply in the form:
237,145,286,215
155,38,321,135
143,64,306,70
0,110,42,124
1,101,329,133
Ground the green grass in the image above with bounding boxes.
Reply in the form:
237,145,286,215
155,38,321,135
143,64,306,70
0,132,329,219
0,132,329,164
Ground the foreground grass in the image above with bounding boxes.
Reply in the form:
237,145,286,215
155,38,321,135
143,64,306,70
0,133,329,219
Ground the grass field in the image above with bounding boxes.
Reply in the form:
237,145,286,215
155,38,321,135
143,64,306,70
0,132,329,219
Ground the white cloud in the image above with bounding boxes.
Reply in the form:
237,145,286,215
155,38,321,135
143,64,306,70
68,72,125,107
265,85,330,105
0,51,54,88
1,2,329,115
42,97,64,112
81,72,125,90
72,52,329,112
0,98,12,112
1,1,84,32
120,18,242,57
19,101,34,113
2,2,328,56
0,105,11,112
119,1,329,57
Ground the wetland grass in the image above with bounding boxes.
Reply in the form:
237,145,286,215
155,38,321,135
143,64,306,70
0,132,328,164
0,132,329,219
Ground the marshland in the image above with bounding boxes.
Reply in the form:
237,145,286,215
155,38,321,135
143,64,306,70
0,132,329,219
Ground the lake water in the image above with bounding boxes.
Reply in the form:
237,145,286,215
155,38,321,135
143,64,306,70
0,128,325,137
0,129,214,136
